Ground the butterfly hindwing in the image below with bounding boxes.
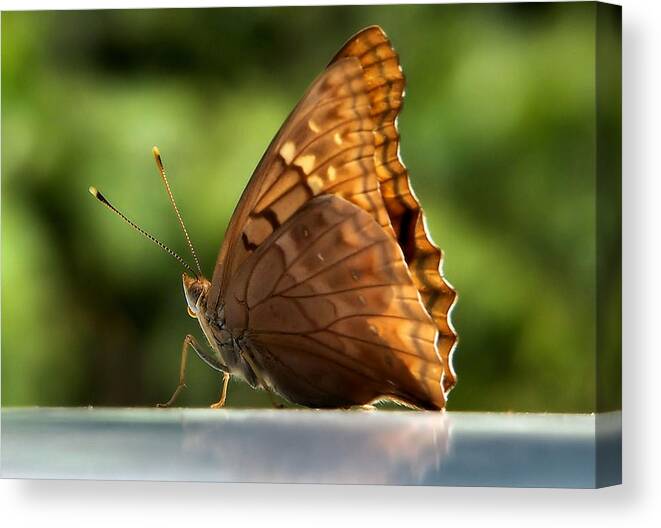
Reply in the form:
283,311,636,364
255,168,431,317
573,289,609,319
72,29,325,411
224,195,445,410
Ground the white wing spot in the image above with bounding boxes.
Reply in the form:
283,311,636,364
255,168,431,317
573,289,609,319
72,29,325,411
334,132,343,145
280,141,296,164
307,175,324,195
295,154,316,175
308,119,320,133
327,166,336,181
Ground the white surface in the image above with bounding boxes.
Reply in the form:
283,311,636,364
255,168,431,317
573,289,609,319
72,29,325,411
1,408,619,487
1,0,659,527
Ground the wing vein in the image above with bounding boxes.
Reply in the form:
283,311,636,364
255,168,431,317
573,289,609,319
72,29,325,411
323,328,437,361
246,207,362,310
273,238,389,297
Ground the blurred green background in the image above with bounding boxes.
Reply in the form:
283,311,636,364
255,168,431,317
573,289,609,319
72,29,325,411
1,3,620,412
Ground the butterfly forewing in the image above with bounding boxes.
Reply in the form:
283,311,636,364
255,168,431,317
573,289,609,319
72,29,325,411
224,195,445,410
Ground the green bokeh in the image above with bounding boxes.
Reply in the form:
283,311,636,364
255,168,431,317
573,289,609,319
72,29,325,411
1,3,620,411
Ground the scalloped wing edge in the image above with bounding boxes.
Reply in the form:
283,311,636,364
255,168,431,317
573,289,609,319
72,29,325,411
329,25,458,395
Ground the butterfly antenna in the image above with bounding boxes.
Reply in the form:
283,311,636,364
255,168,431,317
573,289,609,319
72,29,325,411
152,146,203,278
88,186,198,277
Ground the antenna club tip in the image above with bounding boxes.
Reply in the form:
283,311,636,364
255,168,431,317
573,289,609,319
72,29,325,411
152,146,165,172
89,186,99,197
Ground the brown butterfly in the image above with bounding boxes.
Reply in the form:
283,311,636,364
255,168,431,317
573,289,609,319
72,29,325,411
90,26,457,410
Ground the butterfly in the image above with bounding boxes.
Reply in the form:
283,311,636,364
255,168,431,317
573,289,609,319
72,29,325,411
90,26,457,410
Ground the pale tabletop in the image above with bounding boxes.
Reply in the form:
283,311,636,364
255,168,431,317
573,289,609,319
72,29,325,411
1,408,621,488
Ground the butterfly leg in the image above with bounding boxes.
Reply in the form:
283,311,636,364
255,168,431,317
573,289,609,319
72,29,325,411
210,372,230,409
157,334,228,408
157,334,196,408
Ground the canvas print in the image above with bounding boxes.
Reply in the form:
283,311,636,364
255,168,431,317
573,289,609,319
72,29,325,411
1,2,621,487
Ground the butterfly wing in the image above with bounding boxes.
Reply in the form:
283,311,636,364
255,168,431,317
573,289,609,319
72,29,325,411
223,194,445,410
208,25,457,398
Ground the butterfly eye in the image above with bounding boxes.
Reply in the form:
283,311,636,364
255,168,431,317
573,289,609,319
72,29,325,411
187,306,197,318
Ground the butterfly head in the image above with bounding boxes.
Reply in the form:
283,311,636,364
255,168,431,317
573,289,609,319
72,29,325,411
183,273,211,318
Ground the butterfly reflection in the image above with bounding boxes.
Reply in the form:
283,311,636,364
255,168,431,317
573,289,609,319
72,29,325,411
178,410,451,485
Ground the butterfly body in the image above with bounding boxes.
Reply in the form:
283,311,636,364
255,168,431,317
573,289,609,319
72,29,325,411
183,274,261,389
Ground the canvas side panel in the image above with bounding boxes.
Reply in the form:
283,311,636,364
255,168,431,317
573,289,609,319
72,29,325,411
595,1,622,488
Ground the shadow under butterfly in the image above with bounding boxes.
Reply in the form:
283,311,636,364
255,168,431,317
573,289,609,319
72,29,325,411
90,26,457,410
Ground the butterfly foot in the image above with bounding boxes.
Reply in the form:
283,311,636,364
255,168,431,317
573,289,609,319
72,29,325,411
209,372,231,409
157,383,187,408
